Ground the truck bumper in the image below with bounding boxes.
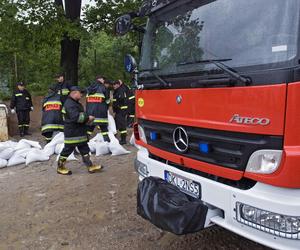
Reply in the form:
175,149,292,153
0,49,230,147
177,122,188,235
136,147,300,250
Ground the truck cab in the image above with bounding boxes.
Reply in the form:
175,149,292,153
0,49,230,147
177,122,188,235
116,1,300,249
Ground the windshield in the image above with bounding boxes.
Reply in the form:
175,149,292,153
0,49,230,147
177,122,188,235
140,0,300,75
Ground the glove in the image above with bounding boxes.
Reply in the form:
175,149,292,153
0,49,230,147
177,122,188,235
11,109,16,114
31,107,34,111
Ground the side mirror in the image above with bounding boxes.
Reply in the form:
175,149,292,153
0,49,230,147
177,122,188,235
124,54,137,73
115,14,132,36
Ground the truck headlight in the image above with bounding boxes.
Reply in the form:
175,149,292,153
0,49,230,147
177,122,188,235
246,150,282,174
236,202,300,239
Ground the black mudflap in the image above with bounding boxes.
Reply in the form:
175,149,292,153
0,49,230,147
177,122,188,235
137,177,208,235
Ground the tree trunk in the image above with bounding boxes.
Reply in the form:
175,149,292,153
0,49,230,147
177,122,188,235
55,0,82,85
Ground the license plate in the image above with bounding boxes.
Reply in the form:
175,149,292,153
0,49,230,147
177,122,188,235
164,171,201,199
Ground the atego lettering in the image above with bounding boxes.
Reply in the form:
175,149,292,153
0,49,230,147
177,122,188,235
230,114,270,126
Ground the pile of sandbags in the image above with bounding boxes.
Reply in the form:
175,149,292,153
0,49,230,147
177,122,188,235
0,139,49,168
0,114,130,169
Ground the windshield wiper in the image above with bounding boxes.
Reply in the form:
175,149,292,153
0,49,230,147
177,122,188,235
139,69,172,89
178,59,251,85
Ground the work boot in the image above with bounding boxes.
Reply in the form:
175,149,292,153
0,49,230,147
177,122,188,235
19,127,25,137
82,154,102,174
103,134,111,143
120,133,127,145
24,127,31,136
57,159,72,175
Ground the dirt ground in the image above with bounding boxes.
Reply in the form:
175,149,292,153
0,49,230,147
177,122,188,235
0,133,271,250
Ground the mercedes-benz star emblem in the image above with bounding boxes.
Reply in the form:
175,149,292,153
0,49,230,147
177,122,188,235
176,95,182,104
173,127,189,153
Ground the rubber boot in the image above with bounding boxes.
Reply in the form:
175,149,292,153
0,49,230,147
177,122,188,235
19,127,25,137
57,159,72,175
82,154,102,174
24,127,31,136
103,134,111,143
120,133,127,145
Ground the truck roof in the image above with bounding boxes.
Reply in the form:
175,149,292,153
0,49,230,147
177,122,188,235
139,0,177,16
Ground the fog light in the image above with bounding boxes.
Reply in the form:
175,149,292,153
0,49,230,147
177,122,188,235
134,158,149,177
236,202,300,239
150,131,158,141
246,150,282,174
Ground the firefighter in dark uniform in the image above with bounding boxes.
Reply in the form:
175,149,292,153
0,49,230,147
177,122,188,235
86,76,110,142
57,86,102,175
10,82,33,137
50,73,73,104
41,89,64,143
112,80,128,145
127,86,135,128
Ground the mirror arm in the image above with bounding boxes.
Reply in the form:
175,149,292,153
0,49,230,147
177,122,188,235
133,25,146,34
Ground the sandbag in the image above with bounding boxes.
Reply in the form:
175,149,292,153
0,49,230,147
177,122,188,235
55,143,64,155
137,177,208,235
14,140,32,151
56,153,78,162
14,148,32,158
47,132,64,147
95,142,110,156
7,154,26,167
0,148,15,160
108,141,130,156
108,111,117,134
42,144,56,157
0,141,18,149
90,133,104,143
0,159,7,169
108,132,119,144
20,139,41,149
88,141,96,153
26,149,50,166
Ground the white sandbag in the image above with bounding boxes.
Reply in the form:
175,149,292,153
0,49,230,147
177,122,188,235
108,132,119,144
0,145,8,153
129,134,141,149
0,159,7,169
0,148,15,160
90,133,104,143
55,143,64,155
14,140,32,151
88,141,96,153
7,154,26,167
20,139,41,149
47,132,64,147
95,142,110,156
26,149,50,166
0,141,18,149
14,148,32,158
42,144,56,157
108,141,130,156
56,153,78,162
108,112,117,134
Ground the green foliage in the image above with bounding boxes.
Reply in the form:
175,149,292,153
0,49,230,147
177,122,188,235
0,0,143,96
79,31,139,86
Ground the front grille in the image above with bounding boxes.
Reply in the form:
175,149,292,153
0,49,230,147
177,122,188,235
139,119,283,172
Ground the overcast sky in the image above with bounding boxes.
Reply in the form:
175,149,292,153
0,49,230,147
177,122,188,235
82,0,96,8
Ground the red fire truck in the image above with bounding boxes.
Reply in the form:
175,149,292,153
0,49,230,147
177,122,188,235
115,1,300,249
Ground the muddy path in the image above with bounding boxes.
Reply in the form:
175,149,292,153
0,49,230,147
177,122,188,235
0,134,270,250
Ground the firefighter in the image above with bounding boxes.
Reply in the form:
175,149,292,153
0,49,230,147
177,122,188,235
41,89,64,143
112,80,128,145
57,86,102,175
127,86,136,128
10,82,33,137
86,76,111,142
50,73,73,104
